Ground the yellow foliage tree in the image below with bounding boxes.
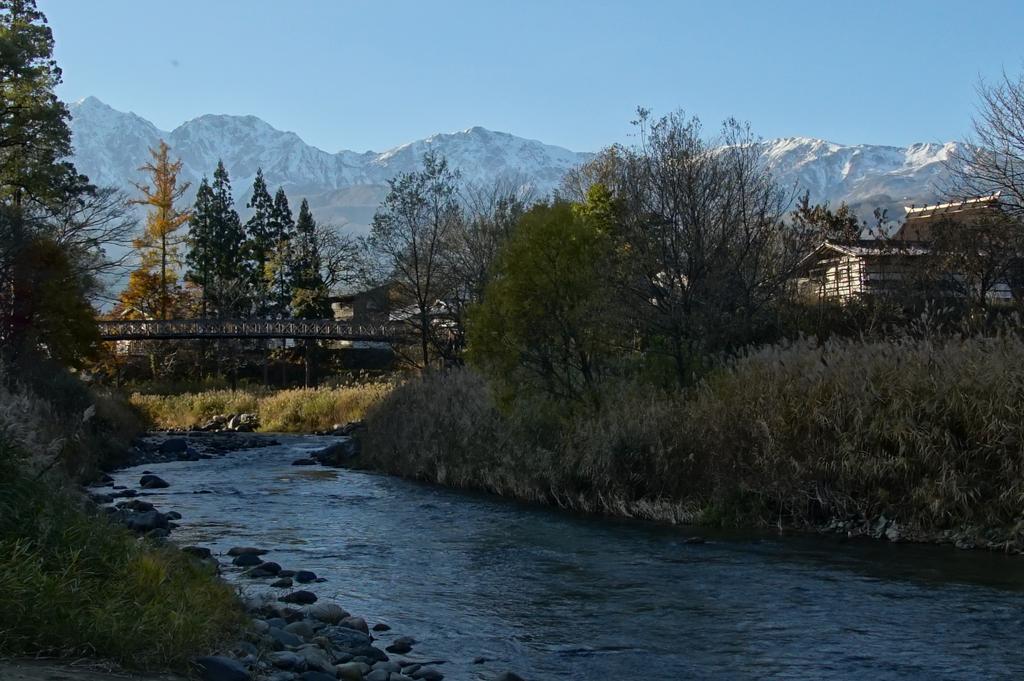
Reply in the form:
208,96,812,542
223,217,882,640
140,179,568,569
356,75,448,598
129,140,191,319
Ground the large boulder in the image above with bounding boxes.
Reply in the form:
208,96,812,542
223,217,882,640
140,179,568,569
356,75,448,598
139,474,170,489
385,636,414,654
228,546,268,557
306,602,349,624
192,655,250,681
280,590,318,605
159,438,188,454
233,553,264,567
311,439,360,467
118,509,169,533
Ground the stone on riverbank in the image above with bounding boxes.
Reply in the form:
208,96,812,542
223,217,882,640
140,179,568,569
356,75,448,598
336,661,370,680
228,546,268,557
243,561,283,578
139,474,170,489
272,577,294,588
295,570,317,583
311,439,360,467
192,655,250,681
341,616,369,634
233,553,264,567
385,636,415,654
306,602,349,624
158,438,188,454
280,590,318,605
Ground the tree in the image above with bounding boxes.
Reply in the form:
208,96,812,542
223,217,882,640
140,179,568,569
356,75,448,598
0,0,92,360
186,177,216,315
368,151,461,368
244,168,274,315
290,198,329,319
467,195,616,404
600,110,798,385
267,187,294,317
129,141,191,320
947,70,1024,220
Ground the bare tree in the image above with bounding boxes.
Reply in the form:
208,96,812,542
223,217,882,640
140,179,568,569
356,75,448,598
367,151,461,368
607,109,799,385
947,70,1024,218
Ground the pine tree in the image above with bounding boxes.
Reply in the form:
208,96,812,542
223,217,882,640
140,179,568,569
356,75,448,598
244,168,274,316
268,186,295,317
129,140,191,320
208,161,246,316
290,198,329,319
186,177,216,316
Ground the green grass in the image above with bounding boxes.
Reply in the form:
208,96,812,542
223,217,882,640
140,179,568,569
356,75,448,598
130,383,393,432
0,468,244,668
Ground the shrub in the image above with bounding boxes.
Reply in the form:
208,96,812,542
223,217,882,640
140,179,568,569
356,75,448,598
0,471,243,668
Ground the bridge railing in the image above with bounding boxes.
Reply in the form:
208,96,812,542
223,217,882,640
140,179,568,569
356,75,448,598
97,318,400,342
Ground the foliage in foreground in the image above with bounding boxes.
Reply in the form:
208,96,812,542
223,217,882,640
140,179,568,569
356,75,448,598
360,333,1024,531
0,367,243,669
130,383,393,432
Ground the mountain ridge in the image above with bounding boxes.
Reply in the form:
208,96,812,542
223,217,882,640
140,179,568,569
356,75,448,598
68,97,954,232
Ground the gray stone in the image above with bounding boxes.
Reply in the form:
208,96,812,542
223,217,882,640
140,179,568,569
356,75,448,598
251,619,270,635
182,545,211,560
165,510,182,520
336,662,367,680
412,669,443,681
312,439,360,467
233,553,264,567
340,616,369,634
139,474,170,489
295,570,317,583
372,661,402,673
296,645,335,672
285,621,316,640
269,651,306,671
120,509,169,533
385,636,415,654
371,622,391,632
299,672,337,681
364,671,390,681
269,626,304,648
324,625,372,650
280,590,318,605
159,437,188,454
192,655,250,681
272,577,294,588
494,673,526,681
306,602,349,624
227,546,268,557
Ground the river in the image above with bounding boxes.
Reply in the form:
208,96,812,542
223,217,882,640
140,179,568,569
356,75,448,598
105,435,1024,680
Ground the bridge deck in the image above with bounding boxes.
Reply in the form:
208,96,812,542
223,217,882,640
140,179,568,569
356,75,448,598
97,318,398,342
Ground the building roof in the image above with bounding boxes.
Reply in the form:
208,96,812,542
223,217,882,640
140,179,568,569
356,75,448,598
903,193,1002,220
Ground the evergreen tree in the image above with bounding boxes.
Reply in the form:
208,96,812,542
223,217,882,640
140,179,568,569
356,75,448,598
208,161,246,316
290,198,329,318
268,186,295,317
185,177,215,315
244,168,274,315
0,0,92,357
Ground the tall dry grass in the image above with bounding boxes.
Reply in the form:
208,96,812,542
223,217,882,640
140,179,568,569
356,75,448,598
130,383,394,432
360,333,1024,531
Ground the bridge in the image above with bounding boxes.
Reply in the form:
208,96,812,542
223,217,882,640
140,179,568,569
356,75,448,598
97,318,400,342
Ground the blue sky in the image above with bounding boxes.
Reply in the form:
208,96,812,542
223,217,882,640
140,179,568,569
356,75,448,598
43,0,1024,153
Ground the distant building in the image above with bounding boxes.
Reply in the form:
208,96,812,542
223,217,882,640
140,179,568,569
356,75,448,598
793,193,1013,302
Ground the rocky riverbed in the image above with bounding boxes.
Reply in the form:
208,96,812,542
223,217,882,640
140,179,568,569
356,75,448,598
87,432,524,681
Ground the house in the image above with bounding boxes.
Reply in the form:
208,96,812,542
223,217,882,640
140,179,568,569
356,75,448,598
793,193,1011,302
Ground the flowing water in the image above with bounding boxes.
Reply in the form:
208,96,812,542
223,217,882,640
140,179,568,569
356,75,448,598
106,435,1024,680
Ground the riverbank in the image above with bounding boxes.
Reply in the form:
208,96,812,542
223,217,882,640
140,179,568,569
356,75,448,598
346,335,1024,556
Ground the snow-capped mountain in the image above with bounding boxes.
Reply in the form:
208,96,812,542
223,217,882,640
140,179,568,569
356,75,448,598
68,97,955,233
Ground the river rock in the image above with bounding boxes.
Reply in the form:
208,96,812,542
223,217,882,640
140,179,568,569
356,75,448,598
336,662,370,680
182,546,212,560
412,668,443,681
296,645,335,672
272,577,294,588
269,650,306,671
119,509,169,533
307,602,349,624
385,636,415,654
299,672,337,681
364,671,390,681
373,661,402,673
494,673,525,681
311,439,360,467
280,590,318,605
117,498,155,512
192,655,250,681
341,616,369,634
159,438,188,454
166,510,183,520
372,622,391,632
233,553,264,567
228,546,269,557
139,474,170,489
245,561,283,578
269,626,304,648
285,620,316,640
295,570,317,583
